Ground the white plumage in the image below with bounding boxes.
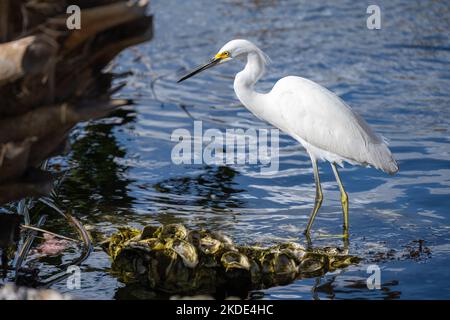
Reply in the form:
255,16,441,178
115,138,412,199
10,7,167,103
178,39,399,238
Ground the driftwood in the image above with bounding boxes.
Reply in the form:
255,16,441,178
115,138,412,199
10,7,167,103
0,169,54,204
0,0,153,204
0,99,130,145
0,36,54,86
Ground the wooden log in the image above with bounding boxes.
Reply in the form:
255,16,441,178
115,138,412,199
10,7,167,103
46,0,149,52
0,99,129,144
0,138,36,183
28,130,70,167
0,168,54,204
1,1,138,42
85,16,153,69
0,129,70,183
0,35,57,86
0,2,151,116
0,0,152,204
0,36,35,85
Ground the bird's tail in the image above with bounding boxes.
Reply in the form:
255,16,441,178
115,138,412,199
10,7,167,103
367,142,399,175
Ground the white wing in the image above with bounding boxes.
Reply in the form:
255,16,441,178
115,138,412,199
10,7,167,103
267,76,398,174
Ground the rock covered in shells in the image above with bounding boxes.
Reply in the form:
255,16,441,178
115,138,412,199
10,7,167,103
102,224,360,295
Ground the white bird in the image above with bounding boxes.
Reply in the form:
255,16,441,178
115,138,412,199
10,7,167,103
178,39,398,239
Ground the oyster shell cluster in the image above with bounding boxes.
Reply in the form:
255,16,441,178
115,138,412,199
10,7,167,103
102,224,360,295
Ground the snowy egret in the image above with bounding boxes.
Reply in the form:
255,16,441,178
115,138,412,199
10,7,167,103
178,39,398,238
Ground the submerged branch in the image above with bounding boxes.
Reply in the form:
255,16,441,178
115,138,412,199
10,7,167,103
20,225,80,243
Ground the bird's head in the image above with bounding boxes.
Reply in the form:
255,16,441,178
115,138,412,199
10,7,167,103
216,39,261,61
177,39,266,83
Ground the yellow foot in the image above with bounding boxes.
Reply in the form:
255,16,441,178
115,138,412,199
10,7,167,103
310,233,350,250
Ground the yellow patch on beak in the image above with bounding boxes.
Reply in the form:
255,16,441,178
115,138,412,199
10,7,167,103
214,51,229,60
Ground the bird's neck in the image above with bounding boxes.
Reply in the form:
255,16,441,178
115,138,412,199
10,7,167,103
234,52,267,111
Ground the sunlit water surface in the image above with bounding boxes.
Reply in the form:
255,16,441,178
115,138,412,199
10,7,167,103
28,0,450,299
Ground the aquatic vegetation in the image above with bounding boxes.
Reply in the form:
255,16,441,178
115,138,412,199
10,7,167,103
102,224,361,296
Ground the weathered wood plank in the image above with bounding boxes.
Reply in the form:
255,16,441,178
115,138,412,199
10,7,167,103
0,0,153,204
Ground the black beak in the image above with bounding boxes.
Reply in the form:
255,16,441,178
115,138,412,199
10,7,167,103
177,57,221,83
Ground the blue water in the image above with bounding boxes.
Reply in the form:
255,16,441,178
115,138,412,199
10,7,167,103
41,0,450,299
